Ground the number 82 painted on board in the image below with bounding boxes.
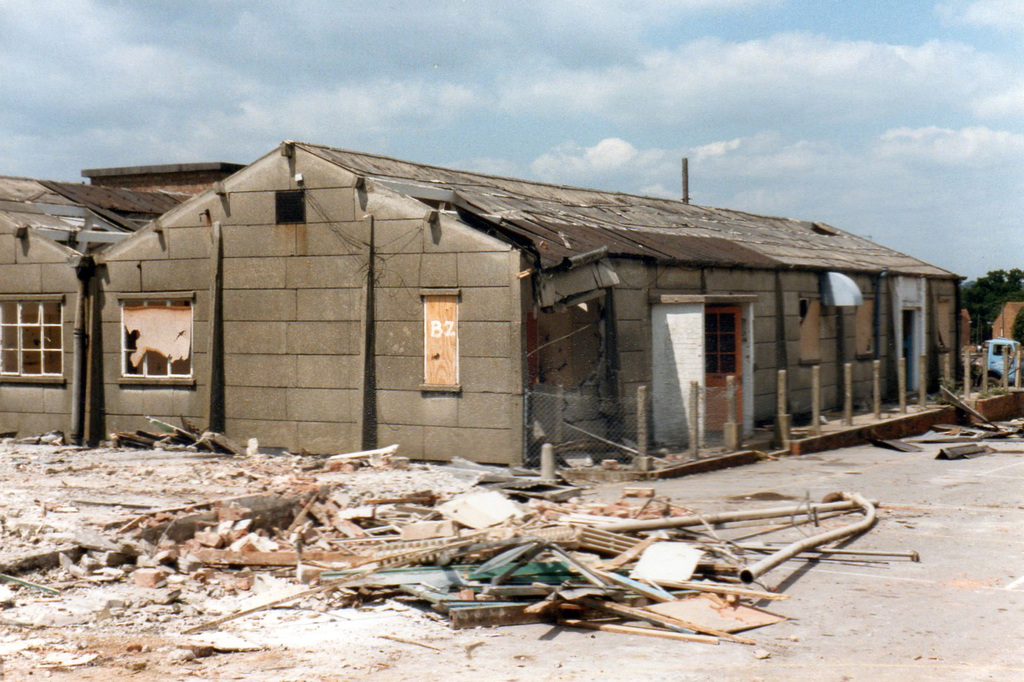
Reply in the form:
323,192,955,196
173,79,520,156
429,320,456,338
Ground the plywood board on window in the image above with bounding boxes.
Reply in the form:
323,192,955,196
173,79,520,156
423,295,458,386
855,299,874,357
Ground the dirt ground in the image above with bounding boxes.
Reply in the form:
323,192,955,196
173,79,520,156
1,438,1023,681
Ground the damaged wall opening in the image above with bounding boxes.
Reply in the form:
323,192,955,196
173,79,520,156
275,190,306,224
0,300,63,376
799,298,821,363
121,299,193,378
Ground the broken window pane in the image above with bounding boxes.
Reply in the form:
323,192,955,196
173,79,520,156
121,300,193,378
43,325,62,350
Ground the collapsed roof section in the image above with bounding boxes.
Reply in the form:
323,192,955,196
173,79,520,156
0,175,183,253
298,143,955,279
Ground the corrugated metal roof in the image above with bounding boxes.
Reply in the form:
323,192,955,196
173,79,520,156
0,175,183,251
41,181,183,217
299,143,955,278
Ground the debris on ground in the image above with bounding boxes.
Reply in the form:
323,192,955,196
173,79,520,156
0,436,912,658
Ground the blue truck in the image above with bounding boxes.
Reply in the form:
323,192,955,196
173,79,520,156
975,338,1020,385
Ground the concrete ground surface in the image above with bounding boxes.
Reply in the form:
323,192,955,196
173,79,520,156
1,440,1023,680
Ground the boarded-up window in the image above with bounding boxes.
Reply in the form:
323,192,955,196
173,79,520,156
122,300,192,378
799,298,821,363
855,300,874,357
936,299,952,351
0,300,63,376
423,294,459,387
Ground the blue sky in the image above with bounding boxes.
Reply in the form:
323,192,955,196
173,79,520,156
1,0,1022,279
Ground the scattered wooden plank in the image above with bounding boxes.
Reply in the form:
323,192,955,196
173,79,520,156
377,634,442,651
936,444,993,460
577,597,755,645
940,385,999,428
558,618,719,645
652,451,762,479
647,595,786,633
602,535,660,570
448,603,547,629
652,580,789,601
869,438,923,453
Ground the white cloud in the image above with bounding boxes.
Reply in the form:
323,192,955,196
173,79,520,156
973,84,1024,118
500,34,1006,130
938,0,1024,33
874,125,1024,166
530,138,675,191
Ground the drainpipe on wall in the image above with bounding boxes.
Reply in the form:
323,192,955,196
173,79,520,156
873,268,887,362
69,254,95,446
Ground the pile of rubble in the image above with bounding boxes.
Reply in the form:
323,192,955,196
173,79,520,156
0,436,916,653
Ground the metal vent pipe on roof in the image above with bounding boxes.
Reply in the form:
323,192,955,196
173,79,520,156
682,157,690,204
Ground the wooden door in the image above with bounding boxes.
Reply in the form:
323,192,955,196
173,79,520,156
705,306,741,430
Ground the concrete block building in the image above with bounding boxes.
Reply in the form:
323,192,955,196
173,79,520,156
0,143,961,463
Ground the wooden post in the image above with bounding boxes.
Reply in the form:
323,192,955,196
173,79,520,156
724,375,740,451
843,363,854,425
981,355,989,394
943,351,953,387
918,354,927,408
897,356,907,414
1016,349,1022,390
688,381,700,459
1002,347,1010,389
636,385,649,457
872,360,881,419
811,365,822,435
775,369,791,450
963,349,972,401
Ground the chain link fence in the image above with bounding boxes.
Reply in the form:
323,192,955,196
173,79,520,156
524,381,734,466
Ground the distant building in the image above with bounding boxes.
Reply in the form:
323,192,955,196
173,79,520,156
82,162,244,196
992,301,1024,339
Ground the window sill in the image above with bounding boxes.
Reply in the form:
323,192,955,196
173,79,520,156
0,375,66,385
419,383,462,394
118,376,196,387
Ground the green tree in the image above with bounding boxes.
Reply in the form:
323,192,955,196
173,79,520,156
962,269,1024,342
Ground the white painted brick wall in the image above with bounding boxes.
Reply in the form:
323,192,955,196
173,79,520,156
651,303,705,447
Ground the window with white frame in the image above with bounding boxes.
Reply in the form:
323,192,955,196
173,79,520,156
121,299,193,378
0,300,63,377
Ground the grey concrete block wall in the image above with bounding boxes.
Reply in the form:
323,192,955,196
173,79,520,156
0,228,81,437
